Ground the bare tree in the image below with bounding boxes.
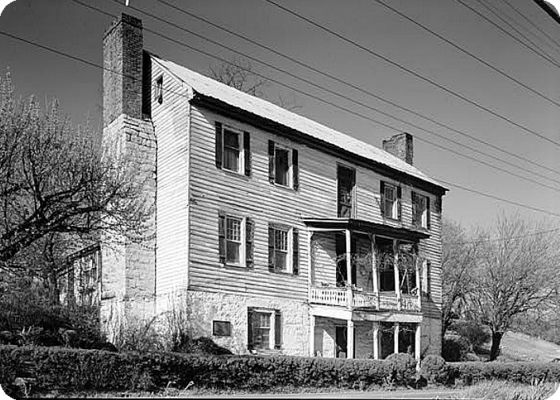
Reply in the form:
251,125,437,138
441,218,479,338
0,71,149,273
465,214,560,361
210,58,301,111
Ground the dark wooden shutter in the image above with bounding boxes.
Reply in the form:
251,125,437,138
411,191,418,226
292,149,299,190
426,197,431,230
243,131,251,177
215,122,223,169
435,196,442,213
274,309,282,349
397,186,402,221
268,225,275,271
380,181,385,217
292,228,299,275
218,211,226,265
246,218,254,268
268,140,275,183
247,307,254,350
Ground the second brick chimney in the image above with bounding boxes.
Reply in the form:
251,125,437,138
383,133,413,165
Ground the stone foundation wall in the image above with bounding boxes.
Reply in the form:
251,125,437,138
314,317,336,358
162,290,310,356
421,316,442,356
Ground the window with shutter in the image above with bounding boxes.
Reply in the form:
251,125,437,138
219,212,250,267
412,191,429,229
215,123,249,176
247,308,282,351
269,140,298,189
268,224,296,274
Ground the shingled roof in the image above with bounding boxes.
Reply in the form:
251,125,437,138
153,55,447,193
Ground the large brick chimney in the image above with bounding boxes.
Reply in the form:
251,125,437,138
101,13,156,331
383,133,413,165
103,13,144,127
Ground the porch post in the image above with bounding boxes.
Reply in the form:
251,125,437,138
310,314,316,357
370,235,379,303
416,255,422,309
347,319,355,359
345,229,353,308
415,323,421,361
393,240,401,310
393,322,400,354
372,322,379,360
307,230,313,293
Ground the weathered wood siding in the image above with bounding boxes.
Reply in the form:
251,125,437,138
186,103,443,311
151,60,190,295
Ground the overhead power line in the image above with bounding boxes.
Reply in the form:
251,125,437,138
497,0,560,56
455,0,560,68
373,0,560,110
2,19,560,218
448,226,560,245
154,0,560,178
75,0,560,191
262,0,560,149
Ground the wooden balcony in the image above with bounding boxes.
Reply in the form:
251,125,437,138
309,286,420,312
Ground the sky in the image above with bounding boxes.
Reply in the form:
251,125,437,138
1,0,560,231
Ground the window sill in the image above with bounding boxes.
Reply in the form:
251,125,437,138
269,269,297,276
411,224,430,232
271,181,295,191
222,263,249,270
220,168,250,180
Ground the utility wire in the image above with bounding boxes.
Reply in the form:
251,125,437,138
474,0,560,64
497,0,560,56
262,0,560,149
76,0,560,190
3,21,560,218
438,178,560,218
154,0,560,178
447,226,560,245
373,0,560,110
456,0,560,68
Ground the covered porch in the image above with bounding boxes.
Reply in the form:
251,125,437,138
305,218,428,313
309,307,422,360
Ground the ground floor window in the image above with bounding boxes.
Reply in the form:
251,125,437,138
247,308,282,350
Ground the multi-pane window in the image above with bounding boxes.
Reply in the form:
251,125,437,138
215,122,251,176
269,224,298,274
252,312,271,349
412,192,430,229
381,182,401,220
274,147,290,186
226,216,242,264
223,129,241,172
384,184,397,218
273,228,289,271
268,141,299,190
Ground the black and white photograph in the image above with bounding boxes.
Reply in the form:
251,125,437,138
1,0,560,398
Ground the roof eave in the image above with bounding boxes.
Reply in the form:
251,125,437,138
190,91,448,196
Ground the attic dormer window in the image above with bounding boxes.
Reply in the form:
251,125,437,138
155,76,163,104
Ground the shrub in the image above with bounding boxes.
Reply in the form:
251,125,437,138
442,335,470,362
181,337,232,355
420,355,450,385
385,353,417,386
450,320,490,350
0,345,397,395
449,362,560,385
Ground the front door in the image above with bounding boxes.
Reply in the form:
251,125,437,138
337,165,356,218
335,326,347,358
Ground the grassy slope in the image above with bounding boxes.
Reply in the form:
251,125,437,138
498,331,560,362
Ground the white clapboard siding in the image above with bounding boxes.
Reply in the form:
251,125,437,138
151,62,190,295
186,105,443,308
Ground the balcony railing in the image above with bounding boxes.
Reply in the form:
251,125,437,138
309,286,420,312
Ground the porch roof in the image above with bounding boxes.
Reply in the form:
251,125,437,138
302,218,430,241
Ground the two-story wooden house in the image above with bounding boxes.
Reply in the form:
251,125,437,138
97,13,447,359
